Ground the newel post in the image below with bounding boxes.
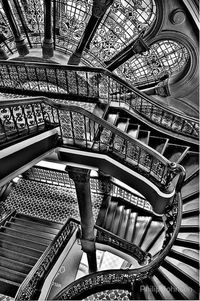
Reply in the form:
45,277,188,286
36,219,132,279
66,165,97,273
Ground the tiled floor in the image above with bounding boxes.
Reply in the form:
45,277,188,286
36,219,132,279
3,178,103,223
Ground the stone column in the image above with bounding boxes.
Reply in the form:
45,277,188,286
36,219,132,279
2,0,29,56
68,0,114,65
42,0,54,58
66,165,97,273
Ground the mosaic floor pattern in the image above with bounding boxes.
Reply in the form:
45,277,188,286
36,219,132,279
3,179,103,223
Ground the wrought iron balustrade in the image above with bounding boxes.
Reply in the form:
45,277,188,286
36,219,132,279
0,97,58,146
0,60,198,140
0,97,182,192
15,218,78,301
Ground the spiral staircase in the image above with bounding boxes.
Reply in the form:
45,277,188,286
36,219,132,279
0,0,199,300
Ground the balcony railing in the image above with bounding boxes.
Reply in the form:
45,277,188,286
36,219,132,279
0,97,182,194
0,60,198,140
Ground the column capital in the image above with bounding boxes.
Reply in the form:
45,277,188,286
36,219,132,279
66,166,91,183
92,0,114,18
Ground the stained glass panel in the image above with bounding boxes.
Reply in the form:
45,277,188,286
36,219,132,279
54,0,93,54
86,0,156,61
115,40,189,85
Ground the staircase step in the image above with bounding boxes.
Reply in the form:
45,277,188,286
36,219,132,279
117,208,131,239
5,221,56,240
0,232,47,252
155,267,187,300
162,259,199,291
110,205,124,235
137,130,150,145
96,196,110,227
141,221,164,252
169,249,199,268
132,216,151,245
148,136,168,154
181,175,199,198
10,217,60,235
103,201,118,230
116,117,129,132
163,144,188,162
174,238,199,250
126,124,140,139
0,256,33,274
179,151,199,177
15,213,63,230
0,240,43,258
0,277,20,297
0,265,26,284
124,212,138,242
0,246,38,266
2,227,52,245
182,209,199,219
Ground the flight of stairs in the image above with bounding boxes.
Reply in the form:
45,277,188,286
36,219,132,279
94,107,199,299
0,212,63,297
96,196,165,259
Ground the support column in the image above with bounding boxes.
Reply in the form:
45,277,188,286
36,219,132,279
68,0,114,65
105,31,149,71
66,166,97,273
42,0,54,58
2,0,29,56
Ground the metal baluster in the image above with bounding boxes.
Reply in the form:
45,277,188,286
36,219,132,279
69,111,75,145
10,106,20,137
21,104,30,134
30,103,39,131
83,115,87,147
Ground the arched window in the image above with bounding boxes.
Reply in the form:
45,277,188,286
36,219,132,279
115,39,190,85
89,0,157,61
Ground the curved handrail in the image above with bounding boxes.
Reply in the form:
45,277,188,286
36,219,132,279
53,175,184,300
0,60,198,140
0,96,181,194
94,224,151,265
15,218,78,301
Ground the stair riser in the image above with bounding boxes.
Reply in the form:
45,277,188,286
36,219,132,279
0,240,43,258
3,227,51,245
0,256,32,274
0,233,47,251
0,268,26,284
10,218,59,235
0,247,37,266
5,222,56,240
0,279,19,298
